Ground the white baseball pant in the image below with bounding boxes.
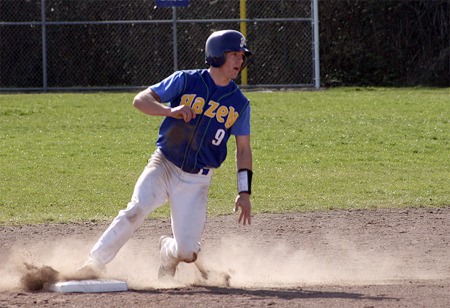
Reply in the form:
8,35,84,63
88,149,213,268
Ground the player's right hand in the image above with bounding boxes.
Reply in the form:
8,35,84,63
234,193,252,225
170,105,196,122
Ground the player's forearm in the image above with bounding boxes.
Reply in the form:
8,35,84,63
133,89,171,117
236,146,253,197
235,147,252,171
235,136,252,171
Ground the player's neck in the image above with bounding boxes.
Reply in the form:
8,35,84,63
208,68,231,87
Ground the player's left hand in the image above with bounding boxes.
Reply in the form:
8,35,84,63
169,105,196,122
234,193,251,225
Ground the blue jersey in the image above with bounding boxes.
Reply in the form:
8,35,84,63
150,69,251,173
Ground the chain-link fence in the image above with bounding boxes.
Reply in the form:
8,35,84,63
0,0,319,92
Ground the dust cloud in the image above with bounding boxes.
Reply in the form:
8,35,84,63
0,233,439,292
190,235,407,288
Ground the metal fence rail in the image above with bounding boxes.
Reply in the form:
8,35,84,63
0,0,320,92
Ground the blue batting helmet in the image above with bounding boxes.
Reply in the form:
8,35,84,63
205,30,253,69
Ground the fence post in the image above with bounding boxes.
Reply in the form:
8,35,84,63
41,0,48,91
240,0,248,86
172,7,178,71
312,0,320,89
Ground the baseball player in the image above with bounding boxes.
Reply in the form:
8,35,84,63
77,30,254,280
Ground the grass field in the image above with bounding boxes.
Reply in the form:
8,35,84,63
0,88,448,225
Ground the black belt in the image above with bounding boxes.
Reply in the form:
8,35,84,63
181,166,212,176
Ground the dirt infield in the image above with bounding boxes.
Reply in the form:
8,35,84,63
1,207,449,307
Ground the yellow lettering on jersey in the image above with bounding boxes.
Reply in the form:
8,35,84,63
204,100,219,118
216,106,228,123
225,106,239,128
180,94,195,107
191,97,205,114
183,97,240,128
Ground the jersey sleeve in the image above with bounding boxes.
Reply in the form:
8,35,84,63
149,71,186,105
230,103,251,135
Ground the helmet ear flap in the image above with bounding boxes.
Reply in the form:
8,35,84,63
208,56,225,68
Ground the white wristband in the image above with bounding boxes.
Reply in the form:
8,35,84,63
237,169,253,194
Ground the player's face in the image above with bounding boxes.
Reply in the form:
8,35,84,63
222,51,245,80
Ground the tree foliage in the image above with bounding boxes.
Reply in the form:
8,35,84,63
0,0,448,88
319,0,449,86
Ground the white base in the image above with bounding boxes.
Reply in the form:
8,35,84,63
49,279,128,293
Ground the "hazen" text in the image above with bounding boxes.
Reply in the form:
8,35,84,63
179,94,239,129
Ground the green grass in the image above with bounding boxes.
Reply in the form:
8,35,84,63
1,88,449,225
